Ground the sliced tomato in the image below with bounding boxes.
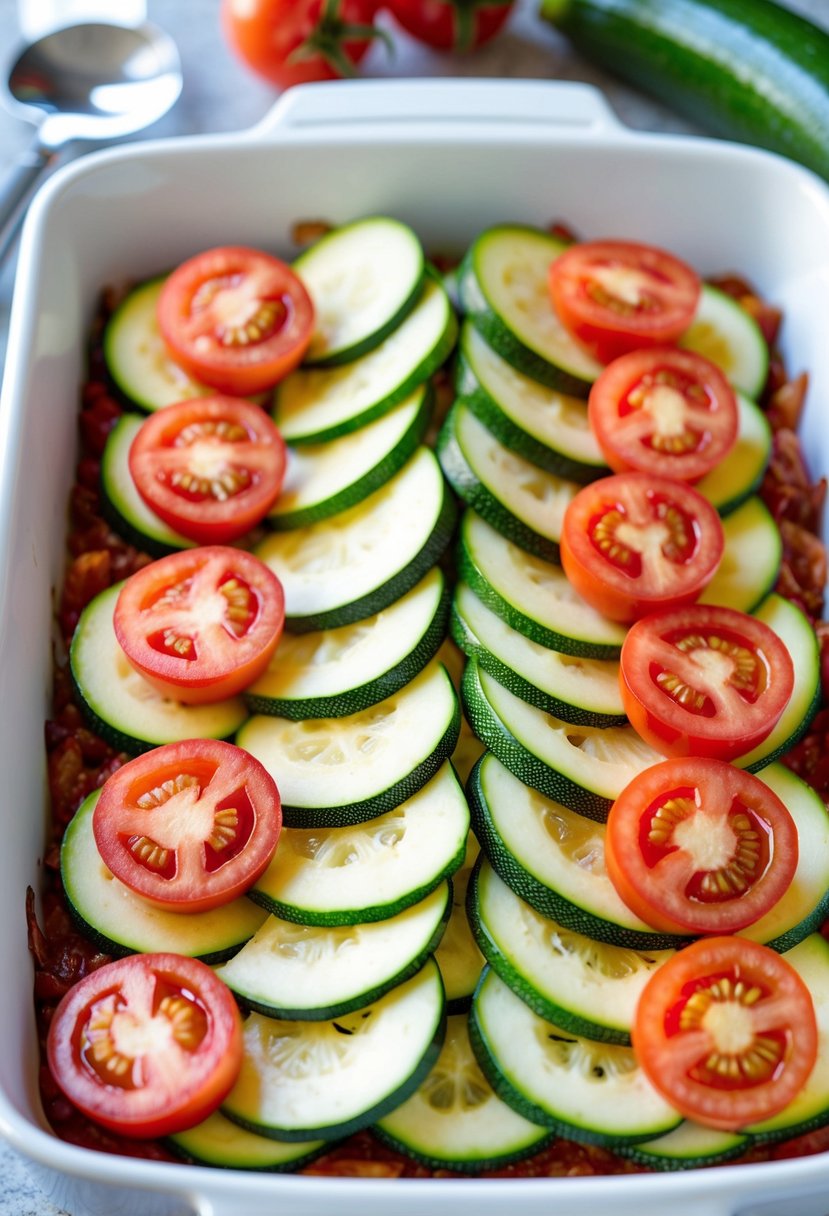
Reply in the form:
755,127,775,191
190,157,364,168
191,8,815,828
128,396,287,544
548,240,701,364
588,347,739,482
157,246,314,395
619,604,795,761
632,937,817,1131
384,0,515,51
92,739,281,913
113,546,284,705
605,758,798,935
559,472,724,623
47,953,243,1138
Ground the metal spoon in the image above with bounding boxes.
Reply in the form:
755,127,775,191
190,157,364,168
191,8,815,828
0,20,182,259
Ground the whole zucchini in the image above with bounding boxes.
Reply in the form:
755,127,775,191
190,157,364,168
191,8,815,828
538,0,829,182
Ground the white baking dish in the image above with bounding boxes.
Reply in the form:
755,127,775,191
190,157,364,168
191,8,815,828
2,78,829,1216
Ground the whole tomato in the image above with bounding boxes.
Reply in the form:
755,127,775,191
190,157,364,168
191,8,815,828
384,0,515,51
221,0,387,88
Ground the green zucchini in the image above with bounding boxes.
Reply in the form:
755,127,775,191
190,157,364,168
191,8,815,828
167,1112,327,1172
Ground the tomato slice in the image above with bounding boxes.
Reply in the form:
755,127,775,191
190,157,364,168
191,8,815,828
548,240,701,364
588,347,739,482
113,546,284,705
559,472,724,623
47,953,243,1138
128,396,287,544
157,246,314,395
605,758,798,935
619,603,795,761
93,739,281,913
632,937,817,1131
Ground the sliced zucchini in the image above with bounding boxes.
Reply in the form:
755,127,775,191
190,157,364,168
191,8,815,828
103,276,218,412
250,763,469,926
468,753,687,952
222,959,445,1141
245,567,449,720
462,660,662,821
434,834,485,1013
452,580,625,728
216,883,450,1021
295,216,426,367
61,791,266,962
696,393,771,517
274,276,456,444
451,711,487,786
100,415,195,557
681,283,769,399
167,1111,327,1172
469,968,682,1146
469,860,674,1045
255,447,455,632
699,495,781,613
746,934,829,1143
458,511,627,660
375,1013,552,1171
268,387,431,530
70,583,248,755
438,402,580,562
738,594,821,774
455,321,606,482
237,661,460,827
459,226,603,395
616,1122,748,1171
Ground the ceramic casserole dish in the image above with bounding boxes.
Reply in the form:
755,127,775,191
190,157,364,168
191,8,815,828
2,78,829,1216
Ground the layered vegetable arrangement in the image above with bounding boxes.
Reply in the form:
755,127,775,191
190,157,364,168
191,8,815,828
32,213,829,1175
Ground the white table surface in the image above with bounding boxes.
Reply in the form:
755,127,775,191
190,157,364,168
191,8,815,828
0,0,827,1210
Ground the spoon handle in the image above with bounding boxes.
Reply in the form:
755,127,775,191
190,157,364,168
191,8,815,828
0,141,51,264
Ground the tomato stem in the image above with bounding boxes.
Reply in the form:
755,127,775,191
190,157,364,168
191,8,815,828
289,0,393,78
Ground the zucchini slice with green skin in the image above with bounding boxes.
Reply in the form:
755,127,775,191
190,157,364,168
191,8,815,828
468,859,674,1045
295,216,426,367
700,495,781,614
469,968,682,1147
434,834,486,1013
249,762,470,926
222,959,446,1142
268,386,431,530
451,581,626,728
746,934,829,1143
61,791,267,962
245,567,449,721
100,415,196,557
681,284,769,400
374,1013,552,1171
462,660,662,821
70,583,248,755
255,447,456,633
695,393,771,516
167,1111,327,1172
438,402,580,563
458,511,627,660
238,661,460,827
103,276,218,413
539,0,829,186
468,753,686,952
458,225,604,396
216,883,451,1021
455,321,607,482
274,276,456,444
616,1123,749,1172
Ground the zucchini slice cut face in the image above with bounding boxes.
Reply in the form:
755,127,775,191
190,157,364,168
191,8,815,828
62,791,267,962
617,1122,749,1172
681,283,769,399
699,496,781,614
434,834,486,1013
221,959,446,1141
101,414,195,557
469,968,682,1146
167,1111,327,1171
216,883,451,1021
375,1013,552,1171
695,393,771,517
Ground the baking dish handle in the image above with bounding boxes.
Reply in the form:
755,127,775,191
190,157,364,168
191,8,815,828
248,78,626,140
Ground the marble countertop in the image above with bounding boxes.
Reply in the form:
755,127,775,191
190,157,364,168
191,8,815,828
0,0,827,1211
